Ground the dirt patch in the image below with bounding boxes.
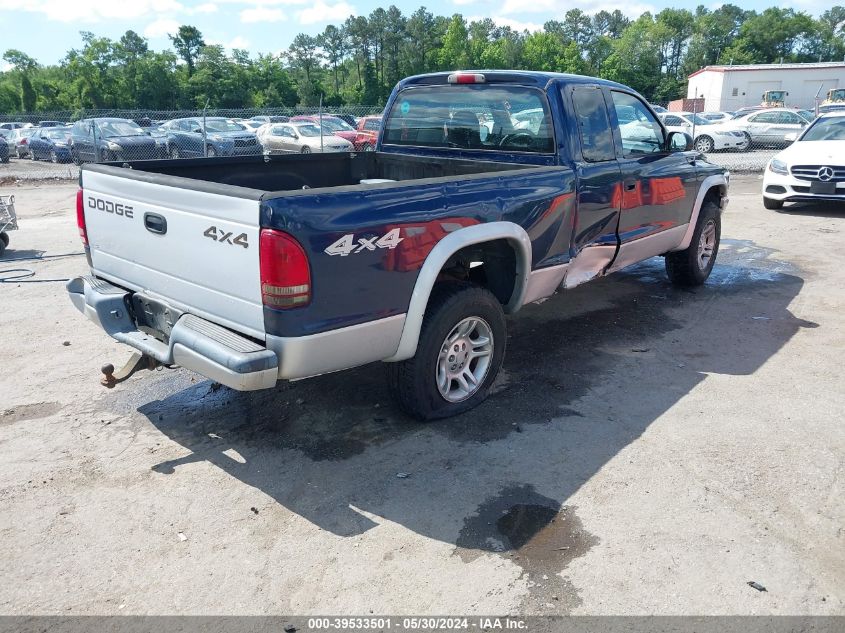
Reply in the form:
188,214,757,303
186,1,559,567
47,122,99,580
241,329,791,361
1,401,62,425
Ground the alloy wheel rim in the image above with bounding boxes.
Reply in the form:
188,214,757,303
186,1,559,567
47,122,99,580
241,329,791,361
436,316,494,403
697,220,717,270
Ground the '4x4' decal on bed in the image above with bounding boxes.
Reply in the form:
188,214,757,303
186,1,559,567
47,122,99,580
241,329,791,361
325,228,403,256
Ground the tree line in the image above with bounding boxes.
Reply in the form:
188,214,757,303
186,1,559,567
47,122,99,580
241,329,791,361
2,4,844,114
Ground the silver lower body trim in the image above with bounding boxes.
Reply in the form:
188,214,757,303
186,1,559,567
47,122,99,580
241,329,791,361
266,314,406,379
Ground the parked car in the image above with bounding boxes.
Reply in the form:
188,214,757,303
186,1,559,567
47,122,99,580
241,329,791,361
659,112,748,152
37,120,65,128
353,115,382,151
160,117,263,158
145,126,171,158
327,113,358,127
68,70,728,420
71,118,159,163
10,128,36,158
731,106,764,119
0,134,9,163
289,115,357,143
0,129,12,152
0,122,31,131
762,111,845,209
700,111,734,122
29,127,73,162
260,122,354,154
818,103,845,115
247,115,290,125
723,108,809,148
650,104,667,113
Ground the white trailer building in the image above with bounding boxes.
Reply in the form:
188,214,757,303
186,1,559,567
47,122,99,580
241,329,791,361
687,62,845,111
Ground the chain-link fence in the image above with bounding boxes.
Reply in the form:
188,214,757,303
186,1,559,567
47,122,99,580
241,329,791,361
1,102,808,182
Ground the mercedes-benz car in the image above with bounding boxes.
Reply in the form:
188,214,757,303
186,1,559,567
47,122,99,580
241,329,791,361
762,111,845,209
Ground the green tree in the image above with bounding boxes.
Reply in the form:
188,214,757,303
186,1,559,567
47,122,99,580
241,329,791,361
2,49,38,111
169,25,205,77
437,15,470,69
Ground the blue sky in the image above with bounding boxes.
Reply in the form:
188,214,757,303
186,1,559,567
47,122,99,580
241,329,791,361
0,0,831,67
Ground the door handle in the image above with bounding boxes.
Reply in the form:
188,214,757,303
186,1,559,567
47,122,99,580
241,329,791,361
144,212,167,235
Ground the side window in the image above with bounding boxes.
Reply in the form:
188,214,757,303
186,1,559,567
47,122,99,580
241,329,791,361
365,119,379,131
664,115,683,126
753,112,778,124
779,112,799,124
611,91,664,157
271,125,284,136
571,87,615,162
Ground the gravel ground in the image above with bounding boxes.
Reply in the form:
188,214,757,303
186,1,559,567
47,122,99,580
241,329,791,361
0,177,842,616
0,156,78,181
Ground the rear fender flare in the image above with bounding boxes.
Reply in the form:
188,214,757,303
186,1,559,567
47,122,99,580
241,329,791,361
385,221,532,362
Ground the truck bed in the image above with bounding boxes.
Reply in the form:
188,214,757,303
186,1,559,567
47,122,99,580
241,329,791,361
91,151,538,196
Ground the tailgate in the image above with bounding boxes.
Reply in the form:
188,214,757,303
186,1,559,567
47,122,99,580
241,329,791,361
81,168,265,339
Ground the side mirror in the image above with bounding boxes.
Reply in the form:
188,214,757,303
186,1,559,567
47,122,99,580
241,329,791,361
667,131,693,152
192,128,202,134
784,132,798,142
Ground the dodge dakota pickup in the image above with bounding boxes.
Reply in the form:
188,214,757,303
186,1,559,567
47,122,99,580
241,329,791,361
67,71,729,419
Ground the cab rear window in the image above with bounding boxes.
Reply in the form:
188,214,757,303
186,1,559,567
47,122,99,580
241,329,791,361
382,85,555,153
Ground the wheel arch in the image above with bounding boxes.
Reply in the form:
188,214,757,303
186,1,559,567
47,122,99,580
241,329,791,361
671,174,729,252
385,221,532,362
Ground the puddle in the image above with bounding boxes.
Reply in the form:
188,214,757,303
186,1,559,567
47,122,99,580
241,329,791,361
455,485,598,611
1,401,62,425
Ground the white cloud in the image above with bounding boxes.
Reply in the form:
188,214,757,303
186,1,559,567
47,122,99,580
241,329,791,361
192,2,218,12
1,60,13,72
207,35,252,50
0,0,189,22
143,18,181,39
295,0,355,25
240,6,286,22
466,15,544,32
497,0,657,18
453,0,477,5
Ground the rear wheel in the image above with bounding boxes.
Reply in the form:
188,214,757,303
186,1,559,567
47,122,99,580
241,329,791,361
169,145,181,159
740,132,752,152
0,232,7,257
50,150,58,163
763,196,784,210
665,200,721,287
301,146,311,154
206,145,216,157
387,283,506,420
362,143,374,152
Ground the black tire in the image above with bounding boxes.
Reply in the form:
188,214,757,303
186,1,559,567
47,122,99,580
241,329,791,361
740,132,752,152
301,146,311,154
387,283,507,420
665,200,721,287
169,145,180,159
695,135,714,153
362,143,374,152
763,196,784,210
206,145,216,157
29,151,36,161
0,233,7,257
50,150,58,163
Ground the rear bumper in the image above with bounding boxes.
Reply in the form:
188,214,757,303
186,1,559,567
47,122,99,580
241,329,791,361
67,275,279,391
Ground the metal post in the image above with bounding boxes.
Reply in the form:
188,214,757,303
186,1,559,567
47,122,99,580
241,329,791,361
202,99,209,157
319,94,324,154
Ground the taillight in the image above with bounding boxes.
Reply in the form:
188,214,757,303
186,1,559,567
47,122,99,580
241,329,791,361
76,188,88,246
259,229,311,309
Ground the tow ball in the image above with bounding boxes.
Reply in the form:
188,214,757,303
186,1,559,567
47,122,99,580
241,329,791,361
100,352,160,388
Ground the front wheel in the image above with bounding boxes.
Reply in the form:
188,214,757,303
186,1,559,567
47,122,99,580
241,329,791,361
301,146,311,154
50,150,58,163
665,200,721,287
739,132,752,152
694,135,714,153
763,196,784,210
206,145,216,157
387,284,506,420
0,232,7,257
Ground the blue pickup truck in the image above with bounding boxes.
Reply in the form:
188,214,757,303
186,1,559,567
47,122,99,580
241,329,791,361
67,71,729,419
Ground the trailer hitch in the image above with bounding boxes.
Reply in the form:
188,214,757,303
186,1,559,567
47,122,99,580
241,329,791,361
100,352,160,388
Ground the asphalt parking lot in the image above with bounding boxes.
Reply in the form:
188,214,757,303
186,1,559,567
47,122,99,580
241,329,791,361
0,176,842,616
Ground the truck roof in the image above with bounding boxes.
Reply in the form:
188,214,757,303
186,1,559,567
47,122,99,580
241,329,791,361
398,70,630,91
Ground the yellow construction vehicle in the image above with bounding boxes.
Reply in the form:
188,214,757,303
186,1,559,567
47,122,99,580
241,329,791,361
821,88,845,106
761,90,787,107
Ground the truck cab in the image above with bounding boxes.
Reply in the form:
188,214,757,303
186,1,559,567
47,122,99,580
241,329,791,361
761,90,787,108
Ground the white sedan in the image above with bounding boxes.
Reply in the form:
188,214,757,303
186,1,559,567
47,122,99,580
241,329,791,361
659,112,748,152
762,112,845,209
